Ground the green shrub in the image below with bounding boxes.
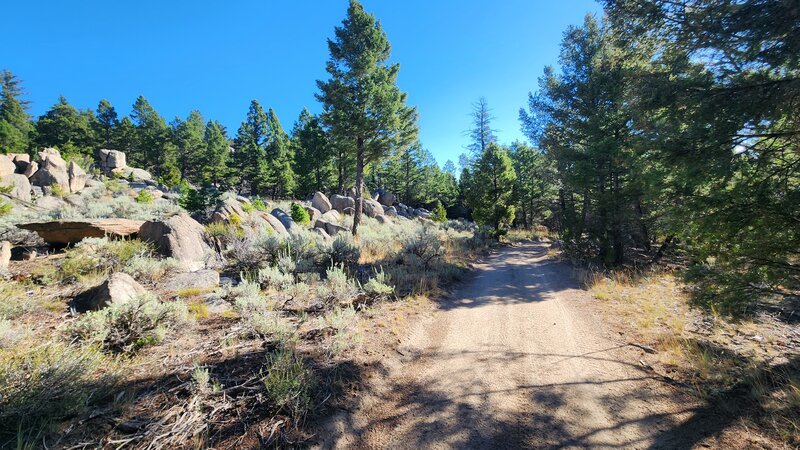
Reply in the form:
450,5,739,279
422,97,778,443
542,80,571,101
431,200,447,222
69,293,189,354
252,197,268,211
261,347,317,420
244,312,294,341
134,190,154,204
0,281,28,319
0,200,12,216
257,266,294,290
179,186,220,212
241,202,255,214
290,202,311,225
50,183,67,198
0,343,116,445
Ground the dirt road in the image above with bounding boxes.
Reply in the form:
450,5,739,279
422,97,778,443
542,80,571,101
318,242,700,449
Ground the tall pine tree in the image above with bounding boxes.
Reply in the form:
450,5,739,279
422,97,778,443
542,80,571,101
317,0,418,236
0,70,33,154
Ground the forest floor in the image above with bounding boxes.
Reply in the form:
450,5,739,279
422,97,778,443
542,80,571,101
313,241,791,449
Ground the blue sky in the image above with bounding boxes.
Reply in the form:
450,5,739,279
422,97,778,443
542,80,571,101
0,0,602,167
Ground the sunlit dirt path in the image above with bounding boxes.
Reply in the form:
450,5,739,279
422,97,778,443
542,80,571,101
316,242,701,449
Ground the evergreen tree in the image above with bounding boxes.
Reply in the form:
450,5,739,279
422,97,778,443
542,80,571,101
509,141,557,228
466,97,496,161
603,0,800,306
263,108,295,198
94,99,118,148
234,100,269,195
291,108,335,198
464,143,517,236
317,0,418,236
34,96,97,158
173,110,205,181
520,15,649,264
0,70,33,154
201,120,230,187
114,117,137,155
130,96,173,179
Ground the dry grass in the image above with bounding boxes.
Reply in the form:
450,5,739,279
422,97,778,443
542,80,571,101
588,271,800,446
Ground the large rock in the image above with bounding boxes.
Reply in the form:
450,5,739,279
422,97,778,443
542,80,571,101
68,161,87,193
138,213,211,271
321,210,341,223
129,168,152,182
331,194,355,213
1,174,31,202
271,208,296,232
10,153,31,173
100,149,127,170
314,219,348,237
257,212,289,238
304,206,322,224
22,160,38,178
377,191,396,207
363,198,385,218
17,219,144,246
210,197,246,224
35,195,66,210
311,192,332,213
383,206,398,217
31,150,70,193
0,241,10,269
376,215,391,225
163,269,220,293
72,272,147,312
0,155,16,178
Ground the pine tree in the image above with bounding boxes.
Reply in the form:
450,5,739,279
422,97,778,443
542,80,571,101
520,15,648,264
173,110,205,181
201,120,230,187
0,70,33,154
464,143,517,236
34,96,97,158
291,108,335,198
234,100,269,195
263,108,295,198
466,97,496,162
509,141,557,228
95,99,118,148
603,0,800,306
114,117,137,155
130,96,171,177
317,0,418,236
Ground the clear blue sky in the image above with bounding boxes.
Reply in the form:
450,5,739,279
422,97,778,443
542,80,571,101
0,0,602,167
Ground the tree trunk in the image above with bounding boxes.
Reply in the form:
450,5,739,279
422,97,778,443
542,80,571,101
352,137,365,237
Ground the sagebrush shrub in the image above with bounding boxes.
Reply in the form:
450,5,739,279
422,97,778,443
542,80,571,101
403,226,444,268
0,343,116,444
324,235,361,268
258,266,294,290
69,293,189,353
261,347,317,421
